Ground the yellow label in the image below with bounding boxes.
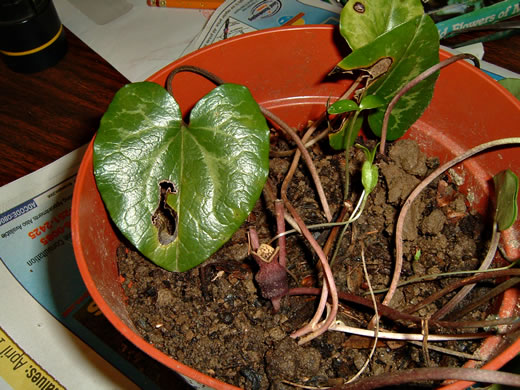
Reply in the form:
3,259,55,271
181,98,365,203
0,327,65,390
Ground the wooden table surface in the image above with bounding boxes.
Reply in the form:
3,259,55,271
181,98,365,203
0,28,128,187
1,26,520,187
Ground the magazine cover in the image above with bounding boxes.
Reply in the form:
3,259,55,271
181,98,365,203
422,0,520,37
424,0,507,21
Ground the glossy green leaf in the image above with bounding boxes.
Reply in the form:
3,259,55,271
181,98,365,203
340,0,424,50
328,115,363,150
359,94,385,110
498,78,520,100
493,169,519,231
336,14,439,140
328,99,359,115
94,82,270,272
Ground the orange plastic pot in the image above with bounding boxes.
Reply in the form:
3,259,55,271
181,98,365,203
72,25,520,389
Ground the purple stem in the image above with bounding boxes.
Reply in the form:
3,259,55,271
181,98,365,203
379,53,479,156
275,199,287,269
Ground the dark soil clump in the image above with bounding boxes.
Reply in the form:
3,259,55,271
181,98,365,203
117,138,497,389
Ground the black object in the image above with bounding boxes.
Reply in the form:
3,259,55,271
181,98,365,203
0,0,67,73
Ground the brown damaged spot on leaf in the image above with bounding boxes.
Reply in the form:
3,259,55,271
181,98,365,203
353,2,365,13
364,56,393,81
330,57,393,88
151,180,178,245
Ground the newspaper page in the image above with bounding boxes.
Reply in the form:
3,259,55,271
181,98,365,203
184,0,520,55
0,149,192,389
183,0,343,54
0,260,139,390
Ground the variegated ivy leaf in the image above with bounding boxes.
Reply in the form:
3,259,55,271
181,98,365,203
94,82,270,272
335,14,439,140
340,0,424,51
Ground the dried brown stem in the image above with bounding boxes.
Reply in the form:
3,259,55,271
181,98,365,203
404,268,520,314
263,108,332,222
322,203,350,258
269,125,331,158
432,223,500,320
283,198,339,344
288,287,519,330
422,318,432,367
448,276,520,321
166,64,225,95
273,82,365,344
333,367,520,390
407,340,484,361
345,244,379,384
278,76,362,221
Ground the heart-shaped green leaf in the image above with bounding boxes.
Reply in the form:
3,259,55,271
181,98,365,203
94,82,270,272
493,169,519,231
336,14,439,140
340,0,424,51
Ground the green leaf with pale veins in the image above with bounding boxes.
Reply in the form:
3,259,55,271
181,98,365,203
94,81,270,272
493,169,519,231
340,0,424,50
335,14,440,140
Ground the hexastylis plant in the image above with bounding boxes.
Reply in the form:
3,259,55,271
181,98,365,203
92,0,520,386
